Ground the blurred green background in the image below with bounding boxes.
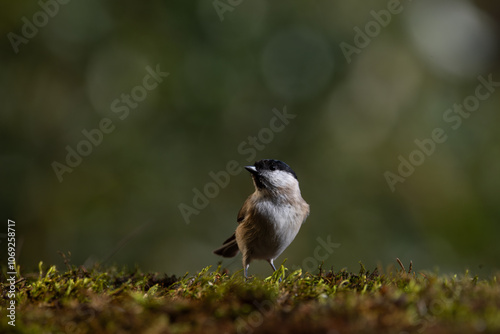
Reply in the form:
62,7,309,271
1,0,500,277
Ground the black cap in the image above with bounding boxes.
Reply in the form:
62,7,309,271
250,159,298,180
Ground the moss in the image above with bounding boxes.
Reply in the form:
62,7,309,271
1,261,499,333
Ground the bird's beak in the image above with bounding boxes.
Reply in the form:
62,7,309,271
244,165,258,175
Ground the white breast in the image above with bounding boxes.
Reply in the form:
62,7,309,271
249,198,305,259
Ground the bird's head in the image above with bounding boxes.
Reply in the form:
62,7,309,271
244,159,300,195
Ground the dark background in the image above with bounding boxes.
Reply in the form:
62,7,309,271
1,0,500,277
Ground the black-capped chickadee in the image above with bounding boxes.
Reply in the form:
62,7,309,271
214,159,310,278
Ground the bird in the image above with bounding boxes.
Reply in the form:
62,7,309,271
213,159,310,278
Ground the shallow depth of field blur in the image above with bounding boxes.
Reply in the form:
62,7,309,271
1,0,500,277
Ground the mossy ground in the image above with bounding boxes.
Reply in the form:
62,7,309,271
1,259,499,334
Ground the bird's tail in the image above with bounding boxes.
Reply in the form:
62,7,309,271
213,233,239,258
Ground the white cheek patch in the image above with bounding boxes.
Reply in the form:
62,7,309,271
265,170,298,189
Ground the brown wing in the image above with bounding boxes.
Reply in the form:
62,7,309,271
237,195,252,224
213,196,252,257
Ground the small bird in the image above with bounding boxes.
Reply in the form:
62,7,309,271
213,159,310,278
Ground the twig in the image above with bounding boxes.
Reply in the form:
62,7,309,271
396,258,405,272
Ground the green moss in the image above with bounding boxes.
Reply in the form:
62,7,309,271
1,261,499,333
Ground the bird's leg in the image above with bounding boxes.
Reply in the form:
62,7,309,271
268,259,277,271
244,264,249,279
242,252,252,280
268,259,282,282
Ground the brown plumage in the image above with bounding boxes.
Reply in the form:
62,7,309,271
213,159,310,278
